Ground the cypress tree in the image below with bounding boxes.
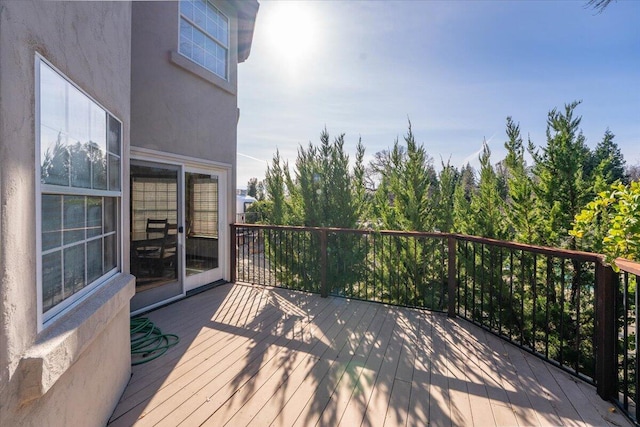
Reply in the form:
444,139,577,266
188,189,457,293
503,117,539,243
531,101,592,248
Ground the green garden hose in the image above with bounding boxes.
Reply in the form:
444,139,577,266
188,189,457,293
130,317,179,365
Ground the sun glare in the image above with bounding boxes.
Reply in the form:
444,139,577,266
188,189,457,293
265,2,319,68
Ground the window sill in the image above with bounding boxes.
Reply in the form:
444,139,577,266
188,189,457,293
169,51,236,96
17,273,135,404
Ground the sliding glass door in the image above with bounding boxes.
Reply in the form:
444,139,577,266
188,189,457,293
129,159,226,312
129,161,181,312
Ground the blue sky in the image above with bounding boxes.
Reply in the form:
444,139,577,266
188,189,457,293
236,0,640,188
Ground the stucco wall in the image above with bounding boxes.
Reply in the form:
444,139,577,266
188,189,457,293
0,1,134,425
131,0,243,271
130,0,239,165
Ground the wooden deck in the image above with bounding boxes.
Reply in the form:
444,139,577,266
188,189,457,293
109,283,632,427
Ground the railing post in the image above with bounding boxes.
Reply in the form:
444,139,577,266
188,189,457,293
595,261,616,399
448,235,457,318
230,223,237,283
319,229,328,297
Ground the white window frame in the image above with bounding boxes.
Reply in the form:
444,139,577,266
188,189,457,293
35,55,123,330
178,0,229,80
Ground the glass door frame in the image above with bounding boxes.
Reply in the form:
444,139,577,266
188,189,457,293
129,147,230,314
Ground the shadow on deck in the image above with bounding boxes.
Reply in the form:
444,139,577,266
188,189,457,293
109,282,631,427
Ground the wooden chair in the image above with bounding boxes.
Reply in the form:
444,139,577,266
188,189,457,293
146,218,168,238
161,223,178,270
134,220,177,277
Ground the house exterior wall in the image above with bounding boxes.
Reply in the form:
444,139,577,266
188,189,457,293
131,0,242,230
0,1,134,426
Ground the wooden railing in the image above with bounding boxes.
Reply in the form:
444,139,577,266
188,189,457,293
230,223,639,422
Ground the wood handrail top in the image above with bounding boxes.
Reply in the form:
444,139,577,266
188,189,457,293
616,257,640,276
232,223,605,263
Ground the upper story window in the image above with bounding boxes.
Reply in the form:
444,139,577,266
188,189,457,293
179,0,229,80
37,57,122,325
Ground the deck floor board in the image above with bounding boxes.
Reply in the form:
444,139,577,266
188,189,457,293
110,283,632,427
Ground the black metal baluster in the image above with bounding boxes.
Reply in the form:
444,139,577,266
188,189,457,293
532,253,537,353
472,243,477,323
545,257,552,359
498,247,503,337
559,259,565,367
481,243,485,326
575,262,582,376
520,250,525,346
634,272,639,421
623,269,629,410
509,249,514,341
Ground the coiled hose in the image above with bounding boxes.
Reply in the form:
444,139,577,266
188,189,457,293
130,317,179,365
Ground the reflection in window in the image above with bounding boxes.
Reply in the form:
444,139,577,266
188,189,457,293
41,194,119,315
42,252,62,312
42,195,62,251
39,60,118,191
38,59,121,322
179,0,228,79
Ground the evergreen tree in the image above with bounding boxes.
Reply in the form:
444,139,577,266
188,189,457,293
256,181,266,201
266,129,367,294
246,177,258,198
264,150,287,225
591,129,627,190
453,163,476,235
365,146,406,192
468,141,507,239
503,117,539,243
294,129,360,227
530,101,593,248
373,123,438,232
352,138,368,221
434,161,458,233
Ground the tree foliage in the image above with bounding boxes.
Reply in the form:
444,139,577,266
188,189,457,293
503,117,539,243
591,129,627,191
531,101,592,247
372,123,438,232
259,101,632,264
571,181,640,265
468,141,508,239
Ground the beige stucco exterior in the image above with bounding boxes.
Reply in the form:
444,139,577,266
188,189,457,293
0,0,257,425
130,0,253,249
0,1,134,426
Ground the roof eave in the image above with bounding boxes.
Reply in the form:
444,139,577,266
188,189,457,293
233,0,259,63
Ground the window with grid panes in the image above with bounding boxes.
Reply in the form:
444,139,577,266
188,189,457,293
179,0,229,80
37,58,122,323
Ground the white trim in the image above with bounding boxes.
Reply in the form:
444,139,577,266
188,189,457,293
35,55,44,332
41,185,123,198
131,146,232,171
130,293,184,317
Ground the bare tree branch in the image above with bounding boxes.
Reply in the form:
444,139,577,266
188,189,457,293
586,0,616,14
